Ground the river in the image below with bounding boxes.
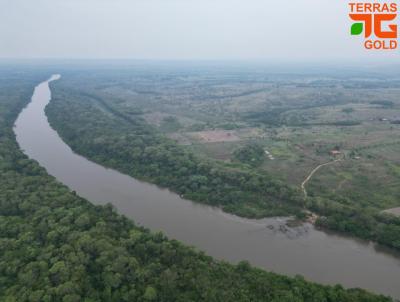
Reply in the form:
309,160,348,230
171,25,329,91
14,75,400,299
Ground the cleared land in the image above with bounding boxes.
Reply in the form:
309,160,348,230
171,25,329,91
189,130,240,143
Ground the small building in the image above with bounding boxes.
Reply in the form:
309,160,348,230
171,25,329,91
330,150,341,157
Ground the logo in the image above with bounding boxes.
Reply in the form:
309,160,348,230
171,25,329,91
349,2,398,50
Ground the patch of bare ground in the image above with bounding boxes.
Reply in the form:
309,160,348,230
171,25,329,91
382,207,400,217
189,130,241,143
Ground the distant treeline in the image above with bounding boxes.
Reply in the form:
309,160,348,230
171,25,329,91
243,101,359,127
309,121,361,127
244,108,361,127
370,100,395,108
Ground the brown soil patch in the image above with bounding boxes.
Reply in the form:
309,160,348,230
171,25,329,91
190,130,240,143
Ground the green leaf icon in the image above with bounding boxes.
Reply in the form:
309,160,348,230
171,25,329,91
351,23,363,35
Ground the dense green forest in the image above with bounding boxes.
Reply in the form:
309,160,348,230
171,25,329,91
47,73,400,252
233,143,265,167
1,70,394,301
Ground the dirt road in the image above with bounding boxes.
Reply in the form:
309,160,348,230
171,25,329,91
301,158,341,198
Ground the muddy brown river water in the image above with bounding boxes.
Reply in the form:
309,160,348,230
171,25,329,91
14,75,400,299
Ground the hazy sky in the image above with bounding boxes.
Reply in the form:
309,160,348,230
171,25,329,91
1,0,399,62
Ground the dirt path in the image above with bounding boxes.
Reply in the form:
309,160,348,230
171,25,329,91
301,158,342,198
382,207,400,217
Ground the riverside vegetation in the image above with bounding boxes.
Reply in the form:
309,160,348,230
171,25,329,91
1,67,394,300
